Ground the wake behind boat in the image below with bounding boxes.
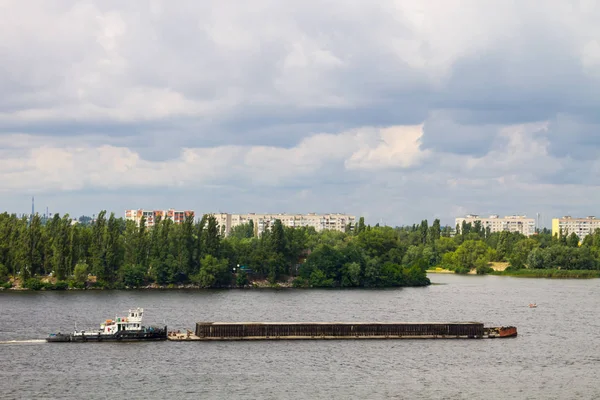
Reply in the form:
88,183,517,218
46,308,167,342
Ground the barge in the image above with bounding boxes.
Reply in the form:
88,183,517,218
167,322,517,341
47,308,167,342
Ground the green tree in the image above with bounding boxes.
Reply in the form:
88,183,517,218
419,219,428,245
235,270,249,287
309,269,335,287
508,239,540,269
271,219,287,255
73,262,89,284
90,211,107,280
299,244,343,283
363,256,382,287
567,232,580,248
428,219,441,244
436,237,457,255
50,214,73,280
204,215,221,258
341,261,361,287
122,220,138,267
104,212,124,284
357,217,366,234
120,264,147,287
137,216,149,268
526,248,550,269
26,214,44,276
453,240,490,271
191,255,231,288
230,222,255,239
0,263,8,283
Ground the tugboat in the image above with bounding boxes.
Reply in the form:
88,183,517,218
46,308,167,342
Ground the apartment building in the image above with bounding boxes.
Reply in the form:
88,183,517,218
125,209,195,227
551,216,600,240
214,213,356,236
455,214,536,236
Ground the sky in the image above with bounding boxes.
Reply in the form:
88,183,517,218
1,0,600,227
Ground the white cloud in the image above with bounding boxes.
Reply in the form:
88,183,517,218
2,0,600,225
0,125,431,193
345,125,430,170
2,0,597,124
582,40,600,75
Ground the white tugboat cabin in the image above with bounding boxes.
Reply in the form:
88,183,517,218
99,308,145,334
47,307,167,342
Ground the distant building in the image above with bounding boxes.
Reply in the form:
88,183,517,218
125,209,194,227
551,216,600,240
454,214,536,236
214,213,356,236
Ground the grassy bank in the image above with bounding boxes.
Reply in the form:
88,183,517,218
490,269,600,279
427,266,600,279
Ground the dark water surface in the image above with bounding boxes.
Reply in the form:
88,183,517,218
1,274,599,399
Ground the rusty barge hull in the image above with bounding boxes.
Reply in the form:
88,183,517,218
173,322,517,341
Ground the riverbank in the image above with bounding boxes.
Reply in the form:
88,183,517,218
490,269,600,278
426,267,600,279
0,276,296,291
427,262,510,275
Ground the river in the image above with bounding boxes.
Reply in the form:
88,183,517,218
1,274,599,399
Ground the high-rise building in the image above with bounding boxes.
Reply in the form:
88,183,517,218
551,216,600,240
214,213,356,236
454,214,536,236
125,209,194,227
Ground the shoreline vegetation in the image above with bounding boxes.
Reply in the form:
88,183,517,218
0,212,430,291
427,265,600,279
2,211,600,291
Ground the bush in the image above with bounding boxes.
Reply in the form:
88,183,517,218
53,281,69,290
190,256,231,288
73,263,89,284
119,264,147,288
476,266,493,275
292,277,309,288
88,280,107,289
236,271,249,287
23,278,44,290
68,280,85,289
1,282,12,289
309,269,335,287
0,263,8,283
454,266,470,274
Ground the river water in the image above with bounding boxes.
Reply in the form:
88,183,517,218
1,274,599,399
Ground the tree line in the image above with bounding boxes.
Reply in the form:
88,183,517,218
444,220,600,274
0,212,431,289
3,212,596,290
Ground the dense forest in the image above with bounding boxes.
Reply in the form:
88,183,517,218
0,212,431,290
1,212,599,290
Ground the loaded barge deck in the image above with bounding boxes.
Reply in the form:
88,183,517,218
168,322,517,341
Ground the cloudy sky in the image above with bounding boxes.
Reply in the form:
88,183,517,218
1,0,599,227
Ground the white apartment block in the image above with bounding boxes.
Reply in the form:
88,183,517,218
214,213,356,236
455,214,536,236
125,209,195,227
552,216,600,240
